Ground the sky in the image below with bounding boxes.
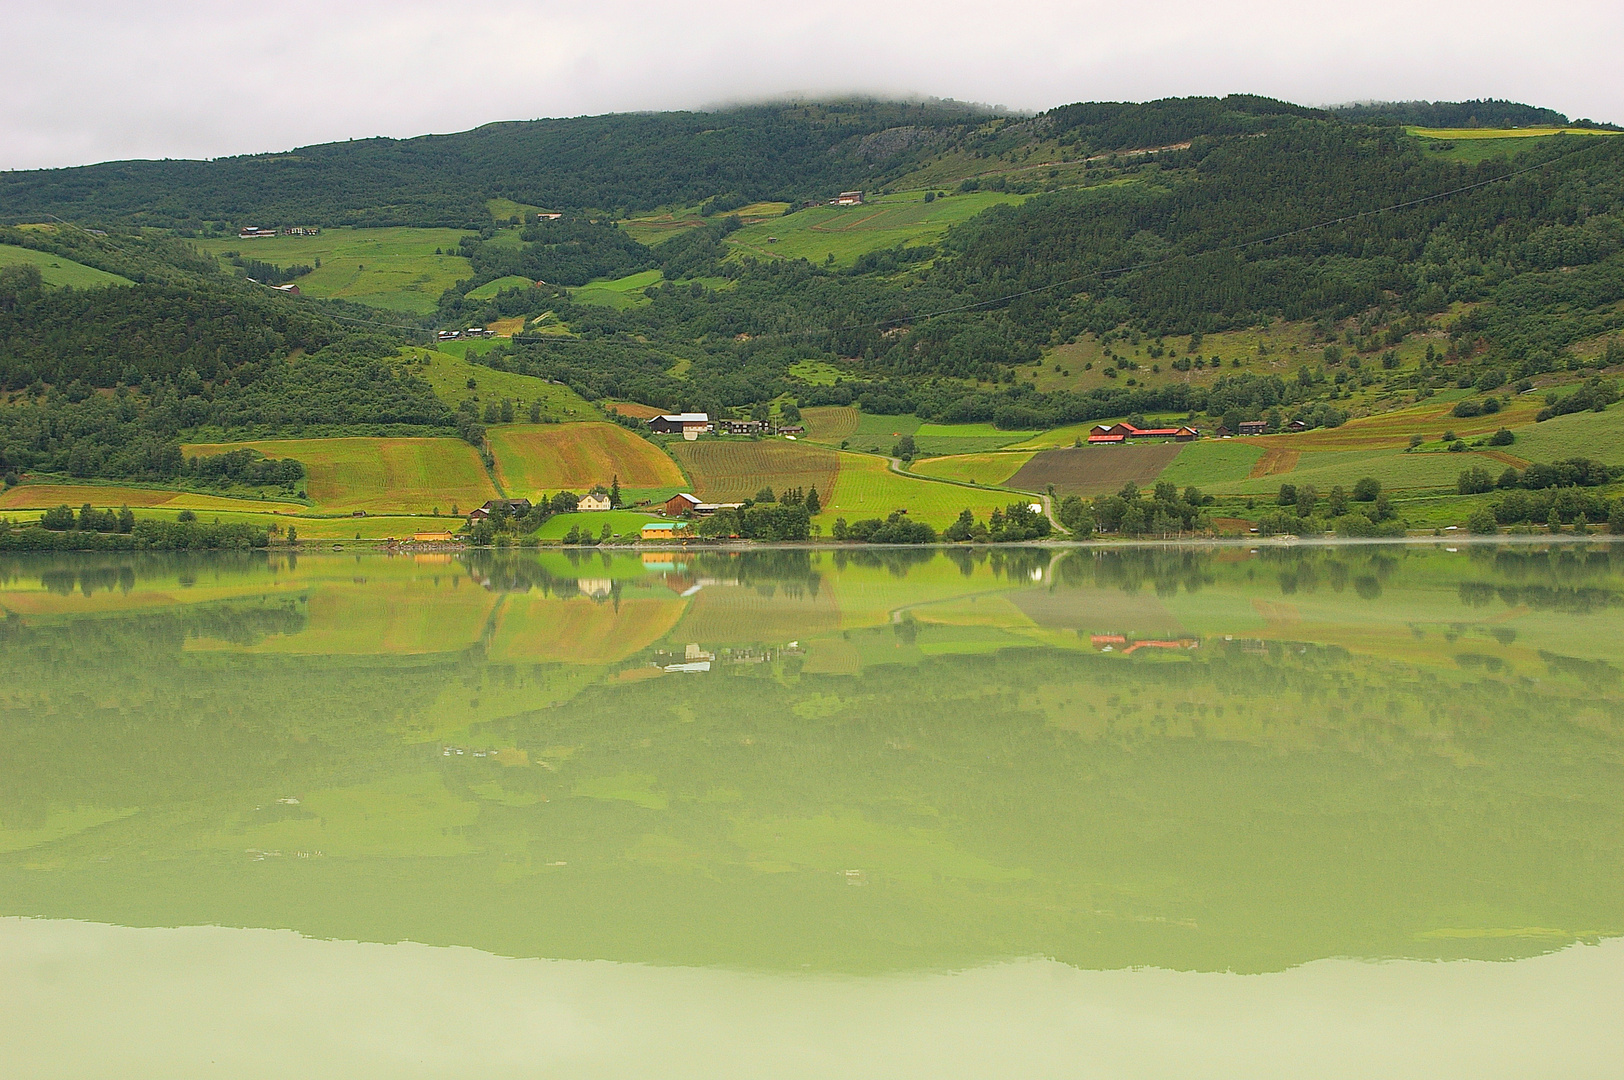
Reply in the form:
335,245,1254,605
3,0,1620,171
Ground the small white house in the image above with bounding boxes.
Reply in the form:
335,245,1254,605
578,492,612,512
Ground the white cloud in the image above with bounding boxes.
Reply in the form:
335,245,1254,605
2,0,1619,170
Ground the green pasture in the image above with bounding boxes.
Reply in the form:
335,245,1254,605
465,275,536,300
1206,446,1515,497
1156,440,1264,486
818,452,1008,529
533,509,660,540
909,452,1032,488
1505,406,1624,465
399,348,596,420
725,190,1027,268
788,360,847,385
912,422,1036,456
195,227,473,314
839,412,922,453
486,197,546,222
569,269,663,309
0,243,132,289
1408,126,1619,164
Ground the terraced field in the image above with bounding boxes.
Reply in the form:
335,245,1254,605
1235,396,1543,452
1205,446,1518,496
670,440,839,503
489,422,684,496
183,438,496,514
1007,444,1186,496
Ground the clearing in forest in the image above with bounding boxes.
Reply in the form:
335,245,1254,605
0,243,133,289
490,422,685,496
669,440,839,503
1007,444,1185,496
182,437,496,515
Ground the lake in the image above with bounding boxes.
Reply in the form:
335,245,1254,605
2,543,1622,1078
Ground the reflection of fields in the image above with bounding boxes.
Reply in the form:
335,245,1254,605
2,543,1623,978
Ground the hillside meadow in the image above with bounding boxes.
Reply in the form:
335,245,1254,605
182,437,496,515
195,227,473,314
724,190,1028,268
0,244,133,289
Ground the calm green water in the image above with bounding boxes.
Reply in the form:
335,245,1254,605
2,543,1622,1077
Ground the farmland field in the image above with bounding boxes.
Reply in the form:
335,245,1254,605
532,509,660,540
0,244,132,289
182,437,496,514
402,349,597,419
669,440,839,503
0,484,306,514
1503,407,1624,465
194,227,474,314
569,269,662,309
1154,440,1264,486
802,406,860,443
464,275,536,300
1233,395,1544,452
817,453,1006,529
839,412,923,453
1205,446,1518,496
910,452,1033,488
1007,444,1186,495
1408,126,1619,140
489,422,684,496
604,401,664,420
726,190,1027,268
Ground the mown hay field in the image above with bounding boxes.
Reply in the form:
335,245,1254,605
910,452,1033,488
802,406,860,443
670,440,839,503
0,484,308,514
183,437,495,514
1007,444,1185,496
568,269,663,309
1155,440,1264,486
818,453,1005,528
490,422,683,496
604,401,664,420
194,227,473,314
532,509,663,540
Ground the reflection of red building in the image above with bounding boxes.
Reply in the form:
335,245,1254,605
1090,634,1199,655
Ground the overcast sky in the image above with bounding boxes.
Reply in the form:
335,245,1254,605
4,0,1619,171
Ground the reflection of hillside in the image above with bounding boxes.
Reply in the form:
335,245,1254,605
1010,587,1189,638
672,583,840,645
488,593,688,665
199,578,497,655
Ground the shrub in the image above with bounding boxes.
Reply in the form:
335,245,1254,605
1488,427,1515,446
1351,477,1380,502
1467,506,1499,534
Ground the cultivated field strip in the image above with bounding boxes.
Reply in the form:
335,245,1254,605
670,441,839,503
1007,444,1185,496
490,422,684,495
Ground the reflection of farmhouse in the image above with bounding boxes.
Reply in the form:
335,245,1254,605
1087,422,1199,444
1089,634,1199,655
647,413,712,439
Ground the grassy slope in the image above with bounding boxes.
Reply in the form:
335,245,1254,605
195,227,474,314
725,190,1027,268
489,422,685,496
182,437,496,515
0,244,133,289
1156,441,1266,486
532,509,662,540
1505,406,1624,465
910,452,1033,487
817,452,1008,529
0,484,305,514
401,349,597,420
568,269,663,309
465,275,536,300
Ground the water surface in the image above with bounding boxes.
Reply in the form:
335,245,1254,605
3,544,1622,1076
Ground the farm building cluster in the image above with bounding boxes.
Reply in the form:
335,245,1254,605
1086,422,1200,445
645,412,804,441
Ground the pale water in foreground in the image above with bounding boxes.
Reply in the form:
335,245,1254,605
2,544,1621,1077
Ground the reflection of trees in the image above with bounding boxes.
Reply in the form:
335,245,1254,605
1,551,284,594
1056,548,1216,597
